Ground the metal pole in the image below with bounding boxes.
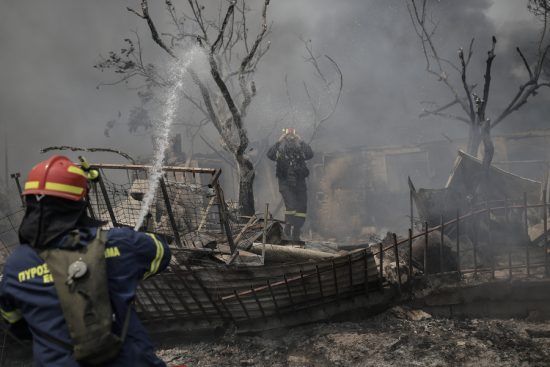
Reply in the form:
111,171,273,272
262,203,268,265
524,192,530,277
473,212,478,277
489,208,494,279
379,243,384,279
10,173,24,207
544,189,548,277
97,175,118,227
392,233,402,293
456,210,461,274
408,228,413,280
159,177,183,248
440,215,444,274
410,184,414,235
4,122,8,189
363,249,370,297
424,222,429,275
214,183,236,253
379,243,384,292
505,197,512,279
86,193,96,220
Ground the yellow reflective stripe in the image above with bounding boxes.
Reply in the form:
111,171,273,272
294,212,307,218
143,234,164,280
285,210,296,215
1,308,22,324
44,182,84,195
67,165,87,178
24,181,40,190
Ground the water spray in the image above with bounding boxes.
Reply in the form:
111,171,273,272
134,46,200,231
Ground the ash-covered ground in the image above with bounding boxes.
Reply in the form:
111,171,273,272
4,307,550,366
155,308,550,367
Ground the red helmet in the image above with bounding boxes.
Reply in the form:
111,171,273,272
23,155,89,201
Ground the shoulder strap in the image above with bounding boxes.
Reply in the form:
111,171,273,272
29,303,133,354
37,228,123,365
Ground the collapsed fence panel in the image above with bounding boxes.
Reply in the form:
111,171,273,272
382,193,550,288
134,248,380,325
87,164,230,248
82,164,382,327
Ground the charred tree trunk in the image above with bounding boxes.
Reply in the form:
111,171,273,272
109,0,272,220
481,120,494,169
236,154,255,216
467,123,482,156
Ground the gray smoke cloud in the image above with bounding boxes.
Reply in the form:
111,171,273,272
1,0,548,185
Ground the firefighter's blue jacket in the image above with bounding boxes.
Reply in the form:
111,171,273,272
0,227,171,366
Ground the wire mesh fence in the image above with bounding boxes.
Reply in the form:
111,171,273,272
4,163,548,330
374,190,550,294
87,164,234,249
0,209,24,270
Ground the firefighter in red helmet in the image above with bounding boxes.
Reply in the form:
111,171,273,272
0,155,171,366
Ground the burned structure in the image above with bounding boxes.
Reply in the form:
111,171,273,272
305,129,550,239
0,148,549,345
38,163,381,332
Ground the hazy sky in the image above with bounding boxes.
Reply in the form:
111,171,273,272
1,0,548,185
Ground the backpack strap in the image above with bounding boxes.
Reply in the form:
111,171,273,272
38,228,127,365
29,302,134,353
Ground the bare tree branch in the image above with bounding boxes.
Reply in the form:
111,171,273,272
492,81,546,127
479,36,497,120
407,0,470,116
211,2,235,53
458,47,475,122
419,99,470,124
238,0,270,117
129,0,177,59
517,47,533,79
188,0,208,42
188,69,224,138
306,54,344,144
41,146,136,164
239,0,250,53
421,110,471,124
301,37,329,85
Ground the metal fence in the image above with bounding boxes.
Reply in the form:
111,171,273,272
376,190,550,293
0,210,24,270
87,163,236,251
83,164,382,326
4,165,548,329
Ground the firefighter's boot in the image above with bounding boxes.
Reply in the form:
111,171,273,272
291,216,305,241
283,214,293,239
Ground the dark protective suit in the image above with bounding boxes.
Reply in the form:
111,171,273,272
0,227,170,367
267,138,314,240
0,196,171,366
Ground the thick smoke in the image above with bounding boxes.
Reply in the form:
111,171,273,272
1,0,549,184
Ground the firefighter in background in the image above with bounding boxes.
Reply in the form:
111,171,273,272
0,155,171,366
267,128,314,241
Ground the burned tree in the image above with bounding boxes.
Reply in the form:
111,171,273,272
292,38,343,144
96,0,272,216
407,0,550,166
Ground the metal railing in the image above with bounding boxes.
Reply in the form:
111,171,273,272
374,190,550,292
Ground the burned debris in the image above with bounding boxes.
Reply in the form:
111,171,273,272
409,151,545,277
75,163,382,331
5,1,550,366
